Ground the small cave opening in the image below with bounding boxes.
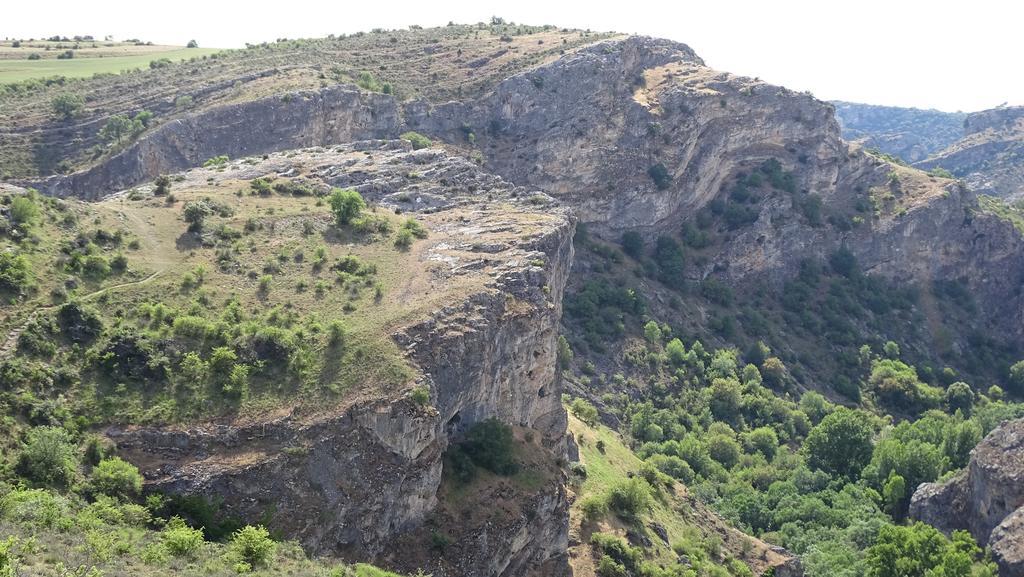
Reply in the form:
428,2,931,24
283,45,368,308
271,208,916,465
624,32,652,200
446,411,462,435
538,386,547,398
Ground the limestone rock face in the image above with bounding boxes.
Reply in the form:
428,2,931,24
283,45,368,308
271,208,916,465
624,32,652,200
992,507,1024,577
910,418,1024,576
29,39,1024,349
109,143,575,576
917,106,1024,200
113,399,444,557
34,85,400,199
415,36,843,237
412,36,1024,347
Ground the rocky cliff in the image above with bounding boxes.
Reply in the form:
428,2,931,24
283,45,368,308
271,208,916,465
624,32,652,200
417,37,1024,349
917,106,1024,200
831,101,966,163
32,85,400,199
15,30,1024,576
108,142,575,576
910,418,1024,576
26,33,1024,392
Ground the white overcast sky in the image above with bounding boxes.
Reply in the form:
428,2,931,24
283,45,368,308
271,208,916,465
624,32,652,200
3,0,1021,112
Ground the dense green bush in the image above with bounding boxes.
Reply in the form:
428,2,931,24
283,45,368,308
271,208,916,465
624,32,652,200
90,457,143,499
579,494,610,523
228,525,276,568
0,251,33,293
183,200,212,232
570,398,599,426
865,523,990,577
653,236,685,287
9,196,39,228
329,188,366,226
1009,360,1024,396
15,426,76,487
706,434,741,469
399,131,432,150
460,418,519,476
620,231,644,258
159,516,203,557
605,477,652,521
803,408,874,478
647,163,671,190
869,358,942,413
51,93,83,119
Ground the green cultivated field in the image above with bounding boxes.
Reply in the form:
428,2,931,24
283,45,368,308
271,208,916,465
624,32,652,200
0,46,223,83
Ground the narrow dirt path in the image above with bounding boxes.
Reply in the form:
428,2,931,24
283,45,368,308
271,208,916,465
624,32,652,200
2,202,174,360
0,268,165,359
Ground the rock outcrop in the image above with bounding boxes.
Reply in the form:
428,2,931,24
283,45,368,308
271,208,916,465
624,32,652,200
916,106,1024,200
26,34,1024,390
33,85,400,199
412,36,1024,348
831,101,966,163
110,142,574,576
910,418,1024,576
18,32,1024,576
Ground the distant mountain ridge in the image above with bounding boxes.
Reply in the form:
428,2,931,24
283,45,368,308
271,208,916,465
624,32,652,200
834,101,1024,199
918,105,1024,200
831,101,966,162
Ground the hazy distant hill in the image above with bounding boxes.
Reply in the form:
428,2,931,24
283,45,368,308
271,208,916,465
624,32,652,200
832,100,966,162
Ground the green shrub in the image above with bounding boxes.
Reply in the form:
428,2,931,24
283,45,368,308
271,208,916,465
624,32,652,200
557,335,574,369
153,175,171,195
742,427,779,459
410,385,430,406
183,200,212,232
258,274,273,293
9,196,39,227
0,535,16,577
162,517,205,557
445,445,477,484
51,93,84,119
90,457,143,499
329,188,366,225
606,477,652,520
83,434,112,467
707,434,741,469
1009,360,1024,396
400,217,428,238
596,555,628,577
459,418,518,475
570,398,599,426
0,251,33,294
399,131,432,150
646,454,694,483
648,163,671,190
580,494,609,523
15,426,76,487
228,525,276,568
250,177,274,196
394,228,414,249
0,488,67,527
203,155,229,168
653,235,685,287
945,382,975,416
620,231,644,258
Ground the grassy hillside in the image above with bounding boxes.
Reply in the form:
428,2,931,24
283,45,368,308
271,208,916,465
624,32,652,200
567,414,788,577
0,482,411,577
0,160,426,427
